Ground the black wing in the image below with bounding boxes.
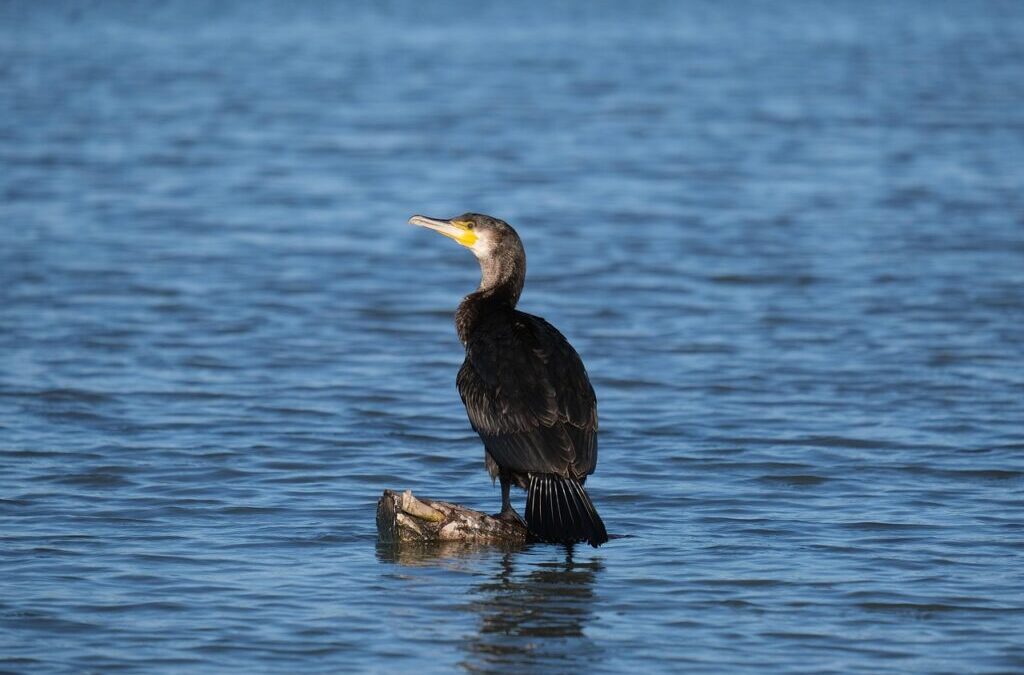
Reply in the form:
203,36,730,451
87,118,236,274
456,310,597,478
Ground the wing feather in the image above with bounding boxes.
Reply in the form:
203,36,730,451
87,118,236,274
456,310,597,478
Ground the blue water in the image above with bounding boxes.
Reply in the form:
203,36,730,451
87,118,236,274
2,2,1024,672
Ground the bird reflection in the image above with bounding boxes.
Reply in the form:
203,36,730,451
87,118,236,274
377,542,603,671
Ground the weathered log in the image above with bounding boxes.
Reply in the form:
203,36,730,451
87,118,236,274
376,489,529,545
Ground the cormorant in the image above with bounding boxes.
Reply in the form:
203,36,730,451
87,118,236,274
410,213,608,547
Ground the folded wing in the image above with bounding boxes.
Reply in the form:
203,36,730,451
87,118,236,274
456,310,597,479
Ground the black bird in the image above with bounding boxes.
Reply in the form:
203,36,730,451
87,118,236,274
410,213,608,547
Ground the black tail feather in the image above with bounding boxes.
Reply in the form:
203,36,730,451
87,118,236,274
526,474,608,547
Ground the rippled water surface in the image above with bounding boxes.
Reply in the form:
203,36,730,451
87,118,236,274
3,2,1024,672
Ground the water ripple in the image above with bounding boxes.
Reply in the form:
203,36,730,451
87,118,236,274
3,1,1024,673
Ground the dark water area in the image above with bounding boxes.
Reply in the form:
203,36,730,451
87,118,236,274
2,1,1024,672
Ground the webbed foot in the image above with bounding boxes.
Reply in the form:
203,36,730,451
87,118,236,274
492,506,527,528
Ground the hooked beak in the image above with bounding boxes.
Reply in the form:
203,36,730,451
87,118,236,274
409,215,478,248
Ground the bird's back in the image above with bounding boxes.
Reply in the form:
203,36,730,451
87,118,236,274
456,308,597,479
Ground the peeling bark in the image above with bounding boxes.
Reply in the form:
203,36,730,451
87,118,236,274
376,489,529,545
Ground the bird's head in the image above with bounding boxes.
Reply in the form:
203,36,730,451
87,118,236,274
408,212,520,261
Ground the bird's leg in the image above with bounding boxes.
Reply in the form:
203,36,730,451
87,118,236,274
494,474,526,527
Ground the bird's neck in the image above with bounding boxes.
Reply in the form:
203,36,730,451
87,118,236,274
456,253,525,344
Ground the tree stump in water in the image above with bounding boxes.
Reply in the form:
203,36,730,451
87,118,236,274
376,489,529,544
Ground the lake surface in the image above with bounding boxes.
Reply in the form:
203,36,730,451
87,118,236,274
2,1,1024,672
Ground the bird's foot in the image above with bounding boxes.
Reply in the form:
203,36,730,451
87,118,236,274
492,506,527,528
